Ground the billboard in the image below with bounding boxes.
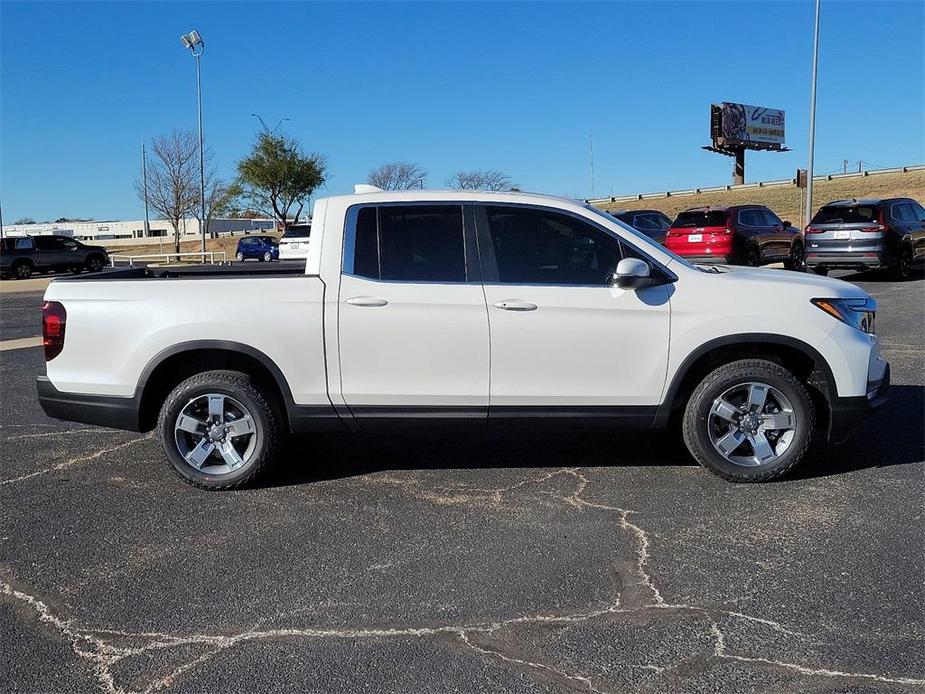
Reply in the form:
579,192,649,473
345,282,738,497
710,103,785,150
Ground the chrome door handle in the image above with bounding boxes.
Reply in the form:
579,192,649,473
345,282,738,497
346,296,388,307
493,300,537,311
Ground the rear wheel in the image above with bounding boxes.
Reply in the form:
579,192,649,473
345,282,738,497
893,245,913,281
85,255,104,273
263,251,272,262
746,245,762,267
12,260,32,280
157,370,282,490
682,359,814,482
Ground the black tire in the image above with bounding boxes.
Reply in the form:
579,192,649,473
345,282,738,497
783,241,805,271
682,359,815,483
893,245,913,281
236,252,245,262
71,266,83,275
156,369,283,490
808,265,828,276
85,255,104,273
263,251,272,262
12,260,32,280
746,245,762,267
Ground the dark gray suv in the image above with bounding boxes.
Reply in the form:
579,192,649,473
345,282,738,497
804,198,925,279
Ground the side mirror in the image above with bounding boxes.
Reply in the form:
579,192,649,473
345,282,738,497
782,220,792,227
612,257,652,290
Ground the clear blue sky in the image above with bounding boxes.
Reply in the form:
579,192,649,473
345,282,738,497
2,1,923,222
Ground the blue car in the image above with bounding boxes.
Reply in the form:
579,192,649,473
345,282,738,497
235,235,279,262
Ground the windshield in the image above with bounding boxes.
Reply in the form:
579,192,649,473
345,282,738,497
583,205,697,270
811,205,879,224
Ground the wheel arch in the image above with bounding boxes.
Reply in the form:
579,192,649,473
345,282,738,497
656,333,836,432
137,341,296,432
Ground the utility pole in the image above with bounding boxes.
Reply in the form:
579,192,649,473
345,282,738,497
804,0,822,229
843,159,848,174
142,141,151,238
589,134,595,199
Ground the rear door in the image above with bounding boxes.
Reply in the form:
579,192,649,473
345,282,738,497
477,204,671,416
760,208,791,259
337,203,489,419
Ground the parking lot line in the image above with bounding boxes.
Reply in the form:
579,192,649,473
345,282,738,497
0,336,42,351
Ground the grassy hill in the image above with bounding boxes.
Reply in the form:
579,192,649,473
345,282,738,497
597,169,925,227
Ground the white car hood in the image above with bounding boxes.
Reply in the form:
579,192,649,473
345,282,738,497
689,264,869,299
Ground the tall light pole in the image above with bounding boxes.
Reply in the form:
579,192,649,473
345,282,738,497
181,29,207,253
141,141,151,238
251,114,289,135
805,0,822,229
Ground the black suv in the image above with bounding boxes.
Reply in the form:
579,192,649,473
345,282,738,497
0,235,109,280
805,198,925,279
610,209,673,244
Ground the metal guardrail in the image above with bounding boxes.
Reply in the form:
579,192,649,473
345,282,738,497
587,164,925,206
109,251,227,267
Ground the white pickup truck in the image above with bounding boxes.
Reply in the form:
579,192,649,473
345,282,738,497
38,187,889,489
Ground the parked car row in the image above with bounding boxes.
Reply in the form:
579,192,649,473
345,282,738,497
234,224,312,263
612,197,925,280
0,236,109,280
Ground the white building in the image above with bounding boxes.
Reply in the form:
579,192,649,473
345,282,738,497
2,217,276,243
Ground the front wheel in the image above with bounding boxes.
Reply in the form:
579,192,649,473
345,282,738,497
682,359,815,482
893,245,913,281
157,370,282,490
784,242,805,271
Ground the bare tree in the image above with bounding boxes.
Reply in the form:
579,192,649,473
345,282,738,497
368,162,427,190
236,133,326,231
13,217,36,225
446,170,516,191
135,130,199,252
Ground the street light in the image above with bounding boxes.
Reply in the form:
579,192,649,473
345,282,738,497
251,113,290,135
805,0,822,230
180,29,207,253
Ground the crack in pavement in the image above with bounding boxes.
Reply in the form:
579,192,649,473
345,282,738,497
0,433,152,486
2,427,125,441
2,463,923,692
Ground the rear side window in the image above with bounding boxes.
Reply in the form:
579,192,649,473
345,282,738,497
485,206,621,285
812,205,879,224
891,202,917,222
350,205,466,283
673,211,727,228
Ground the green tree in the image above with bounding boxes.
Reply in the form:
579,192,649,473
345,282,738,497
236,133,326,231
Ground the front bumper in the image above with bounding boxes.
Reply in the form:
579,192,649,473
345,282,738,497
36,376,142,431
827,363,890,442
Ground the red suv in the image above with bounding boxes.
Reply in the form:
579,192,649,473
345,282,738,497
665,205,804,269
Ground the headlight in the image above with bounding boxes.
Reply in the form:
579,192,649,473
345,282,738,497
811,297,876,334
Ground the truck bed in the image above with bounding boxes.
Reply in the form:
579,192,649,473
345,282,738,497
55,262,309,281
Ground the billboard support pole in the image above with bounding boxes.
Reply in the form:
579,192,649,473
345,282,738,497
733,147,745,185
805,0,822,229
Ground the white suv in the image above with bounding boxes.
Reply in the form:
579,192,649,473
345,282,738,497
277,224,311,260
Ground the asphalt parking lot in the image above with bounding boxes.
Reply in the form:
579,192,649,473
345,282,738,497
1,270,922,694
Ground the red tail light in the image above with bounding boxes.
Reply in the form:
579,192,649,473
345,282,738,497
805,226,823,234
42,301,66,361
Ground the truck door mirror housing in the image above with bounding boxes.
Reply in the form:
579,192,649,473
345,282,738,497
612,258,652,289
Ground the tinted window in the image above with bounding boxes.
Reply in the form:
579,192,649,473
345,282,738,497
486,206,620,285
34,237,60,250
633,213,671,231
672,211,727,228
913,202,925,222
892,202,919,222
351,205,465,282
282,227,311,239
762,209,782,226
737,209,761,226
812,205,879,224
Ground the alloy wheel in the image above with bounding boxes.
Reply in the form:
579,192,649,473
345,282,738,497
174,393,257,475
708,382,796,467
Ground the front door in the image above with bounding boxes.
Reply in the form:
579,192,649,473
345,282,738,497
477,205,671,419
337,204,489,419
